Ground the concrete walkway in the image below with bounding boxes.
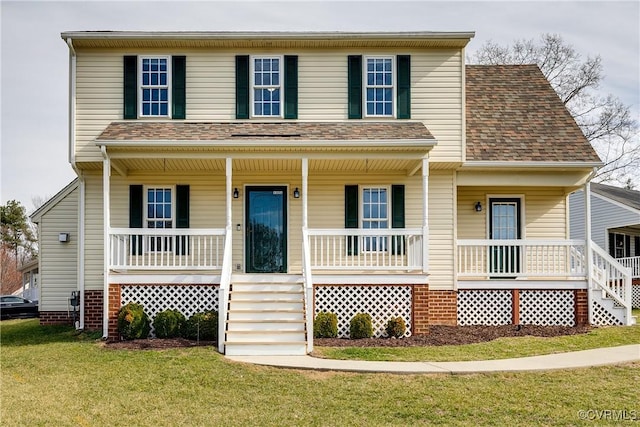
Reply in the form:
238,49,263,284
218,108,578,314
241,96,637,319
226,344,640,374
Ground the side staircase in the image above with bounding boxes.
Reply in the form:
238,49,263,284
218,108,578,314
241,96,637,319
224,275,308,356
590,244,636,326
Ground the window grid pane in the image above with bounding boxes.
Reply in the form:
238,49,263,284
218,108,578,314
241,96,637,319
147,188,173,252
253,57,281,117
365,58,393,117
362,188,389,251
141,58,169,117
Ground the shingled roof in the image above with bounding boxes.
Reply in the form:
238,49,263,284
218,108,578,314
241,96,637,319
591,183,640,211
97,121,434,143
465,65,601,163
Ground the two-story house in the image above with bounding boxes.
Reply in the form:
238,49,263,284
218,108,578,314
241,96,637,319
35,31,634,356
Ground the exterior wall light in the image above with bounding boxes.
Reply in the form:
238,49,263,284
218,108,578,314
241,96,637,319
293,187,300,199
475,202,483,212
233,188,239,199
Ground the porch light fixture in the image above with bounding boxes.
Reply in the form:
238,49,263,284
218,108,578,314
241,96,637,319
293,187,300,199
233,188,239,199
475,202,483,212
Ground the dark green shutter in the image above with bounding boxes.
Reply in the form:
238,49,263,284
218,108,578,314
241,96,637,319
176,185,190,255
347,55,362,119
608,233,615,257
236,55,250,119
284,55,298,119
635,236,640,256
391,185,406,254
172,56,186,119
123,56,137,119
129,185,143,255
345,185,359,255
625,235,631,257
397,55,411,119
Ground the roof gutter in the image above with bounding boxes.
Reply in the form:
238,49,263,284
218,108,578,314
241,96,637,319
460,161,603,169
66,38,86,331
95,139,438,150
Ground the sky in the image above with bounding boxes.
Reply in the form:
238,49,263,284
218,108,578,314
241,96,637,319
1,0,639,213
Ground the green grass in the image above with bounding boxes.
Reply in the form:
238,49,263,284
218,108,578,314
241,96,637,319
1,319,639,426
313,321,640,362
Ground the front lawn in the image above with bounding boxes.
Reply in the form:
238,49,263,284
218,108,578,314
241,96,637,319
1,319,638,426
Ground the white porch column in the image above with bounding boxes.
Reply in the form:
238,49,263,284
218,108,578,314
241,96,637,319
101,148,111,338
226,158,232,229
302,158,308,229
422,157,429,273
584,180,593,324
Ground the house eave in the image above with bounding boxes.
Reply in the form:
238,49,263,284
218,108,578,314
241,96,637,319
95,139,437,150
460,161,603,170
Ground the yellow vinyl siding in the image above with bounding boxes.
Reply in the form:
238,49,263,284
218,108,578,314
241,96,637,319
428,171,456,290
39,187,79,311
457,187,568,240
83,172,104,290
74,47,463,164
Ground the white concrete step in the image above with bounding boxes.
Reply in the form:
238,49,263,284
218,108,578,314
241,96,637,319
226,330,306,342
225,342,307,356
231,283,302,292
232,274,303,284
226,320,306,332
227,309,305,321
229,300,304,311
229,290,303,301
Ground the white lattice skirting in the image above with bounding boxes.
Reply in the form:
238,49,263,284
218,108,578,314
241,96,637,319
314,285,412,338
120,284,219,335
458,290,576,326
590,299,623,326
632,285,640,309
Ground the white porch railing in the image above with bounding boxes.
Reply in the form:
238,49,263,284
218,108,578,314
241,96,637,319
302,228,314,353
457,239,587,279
218,226,233,353
590,244,633,325
109,228,226,270
306,228,423,270
617,256,640,279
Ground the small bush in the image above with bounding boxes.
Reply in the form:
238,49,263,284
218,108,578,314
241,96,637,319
349,313,373,339
184,310,218,341
153,309,186,338
117,303,150,340
314,312,338,338
385,317,407,338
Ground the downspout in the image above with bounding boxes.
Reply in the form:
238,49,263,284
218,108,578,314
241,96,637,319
67,38,86,330
100,145,110,339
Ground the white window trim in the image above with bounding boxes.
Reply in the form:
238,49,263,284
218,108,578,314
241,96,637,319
250,55,284,118
360,185,391,252
138,56,172,118
363,55,396,118
143,185,176,229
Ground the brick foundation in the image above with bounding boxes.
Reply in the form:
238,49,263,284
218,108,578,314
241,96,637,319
428,290,458,326
574,289,589,326
40,311,74,326
108,284,122,339
84,290,103,330
412,284,429,334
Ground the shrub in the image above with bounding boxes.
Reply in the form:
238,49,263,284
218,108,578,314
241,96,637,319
153,309,186,338
117,303,151,340
314,312,338,338
184,310,218,341
385,317,407,338
349,313,373,339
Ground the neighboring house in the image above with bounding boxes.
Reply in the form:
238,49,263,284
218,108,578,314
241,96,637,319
18,259,39,302
38,30,633,355
570,183,640,307
30,179,82,325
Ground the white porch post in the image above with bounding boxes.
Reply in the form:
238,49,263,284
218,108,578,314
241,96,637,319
302,158,308,229
226,158,232,229
101,148,111,338
422,157,429,273
584,181,593,324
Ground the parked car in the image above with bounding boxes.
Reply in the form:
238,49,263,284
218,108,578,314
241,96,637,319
0,295,39,320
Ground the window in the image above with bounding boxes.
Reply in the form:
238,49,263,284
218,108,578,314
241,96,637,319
365,57,394,117
252,57,282,117
362,187,389,251
140,57,170,117
146,187,173,251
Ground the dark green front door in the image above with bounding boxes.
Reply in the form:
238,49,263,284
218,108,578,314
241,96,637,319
245,186,287,273
489,198,521,276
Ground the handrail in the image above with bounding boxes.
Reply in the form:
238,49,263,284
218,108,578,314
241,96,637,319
616,256,640,278
302,227,314,353
218,226,233,353
590,242,632,325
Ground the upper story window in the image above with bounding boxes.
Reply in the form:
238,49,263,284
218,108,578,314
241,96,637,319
365,57,394,117
252,56,282,117
140,57,170,117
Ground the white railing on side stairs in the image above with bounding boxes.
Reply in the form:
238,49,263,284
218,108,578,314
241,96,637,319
218,226,233,353
589,243,633,326
302,227,314,353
